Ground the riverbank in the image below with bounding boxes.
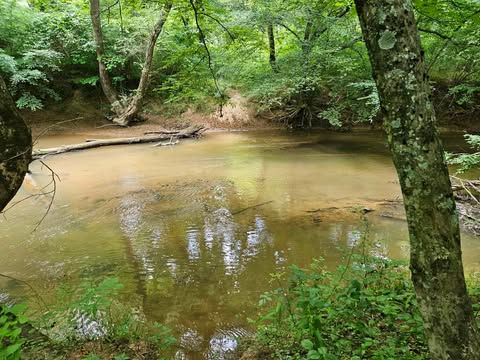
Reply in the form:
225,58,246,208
22,86,480,140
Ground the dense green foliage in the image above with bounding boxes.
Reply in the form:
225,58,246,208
249,257,427,359
0,0,478,126
248,255,480,359
0,304,27,360
15,278,176,359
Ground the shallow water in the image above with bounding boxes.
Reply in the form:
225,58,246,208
1,130,479,358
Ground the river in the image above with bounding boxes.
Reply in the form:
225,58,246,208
1,129,479,358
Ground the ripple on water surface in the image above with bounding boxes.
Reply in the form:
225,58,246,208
1,130,479,357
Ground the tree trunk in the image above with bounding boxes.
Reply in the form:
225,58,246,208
0,75,32,211
267,23,277,72
89,0,120,110
354,0,480,359
112,2,172,126
302,21,313,54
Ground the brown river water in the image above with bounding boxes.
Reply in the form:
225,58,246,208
1,130,480,358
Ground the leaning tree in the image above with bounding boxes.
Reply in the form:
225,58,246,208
89,0,172,126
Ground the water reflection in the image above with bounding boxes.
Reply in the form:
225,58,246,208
112,180,403,357
1,130,479,358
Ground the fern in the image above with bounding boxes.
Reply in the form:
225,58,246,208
16,93,43,110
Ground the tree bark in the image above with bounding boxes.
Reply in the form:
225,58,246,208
89,0,120,110
302,21,314,54
354,0,480,359
32,125,205,159
110,3,172,126
267,23,277,72
0,75,32,211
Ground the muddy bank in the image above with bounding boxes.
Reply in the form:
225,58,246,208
21,84,480,141
23,89,275,139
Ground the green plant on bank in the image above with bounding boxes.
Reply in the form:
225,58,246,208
248,212,480,359
447,134,480,173
250,255,430,360
18,277,176,359
0,304,27,360
0,48,63,110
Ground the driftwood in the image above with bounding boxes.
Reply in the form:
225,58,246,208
144,129,180,135
33,125,206,159
232,200,274,216
450,178,480,193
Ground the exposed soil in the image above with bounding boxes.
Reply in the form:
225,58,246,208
23,89,275,140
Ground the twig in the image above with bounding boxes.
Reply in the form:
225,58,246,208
5,117,84,164
198,12,236,41
95,123,123,129
418,27,454,41
277,22,301,42
144,129,180,135
152,136,179,147
189,0,226,106
450,176,480,203
426,8,480,73
32,117,84,147
1,171,58,215
1,189,55,215
32,161,60,232
0,273,48,310
232,201,273,216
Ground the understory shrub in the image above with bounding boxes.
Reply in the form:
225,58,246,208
250,256,429,359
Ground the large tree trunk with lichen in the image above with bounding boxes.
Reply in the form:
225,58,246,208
0,75,32,211
89,0,120,111
354,0,480,358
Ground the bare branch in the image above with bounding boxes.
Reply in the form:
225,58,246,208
198,12,236,41
32,161,60,232
188,0,227,114
0,273,48,310
418,27,453,41
277,22,301,42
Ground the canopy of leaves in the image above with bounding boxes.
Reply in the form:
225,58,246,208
0,0,477,126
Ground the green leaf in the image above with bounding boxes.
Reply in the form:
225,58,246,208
302,339,314,350
114,354,129,360
5,343,21,356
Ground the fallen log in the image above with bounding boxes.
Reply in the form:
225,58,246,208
33,125,206,159
144,129,181,135
152,138,179,147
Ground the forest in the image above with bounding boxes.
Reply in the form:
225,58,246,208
1,0,480,359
